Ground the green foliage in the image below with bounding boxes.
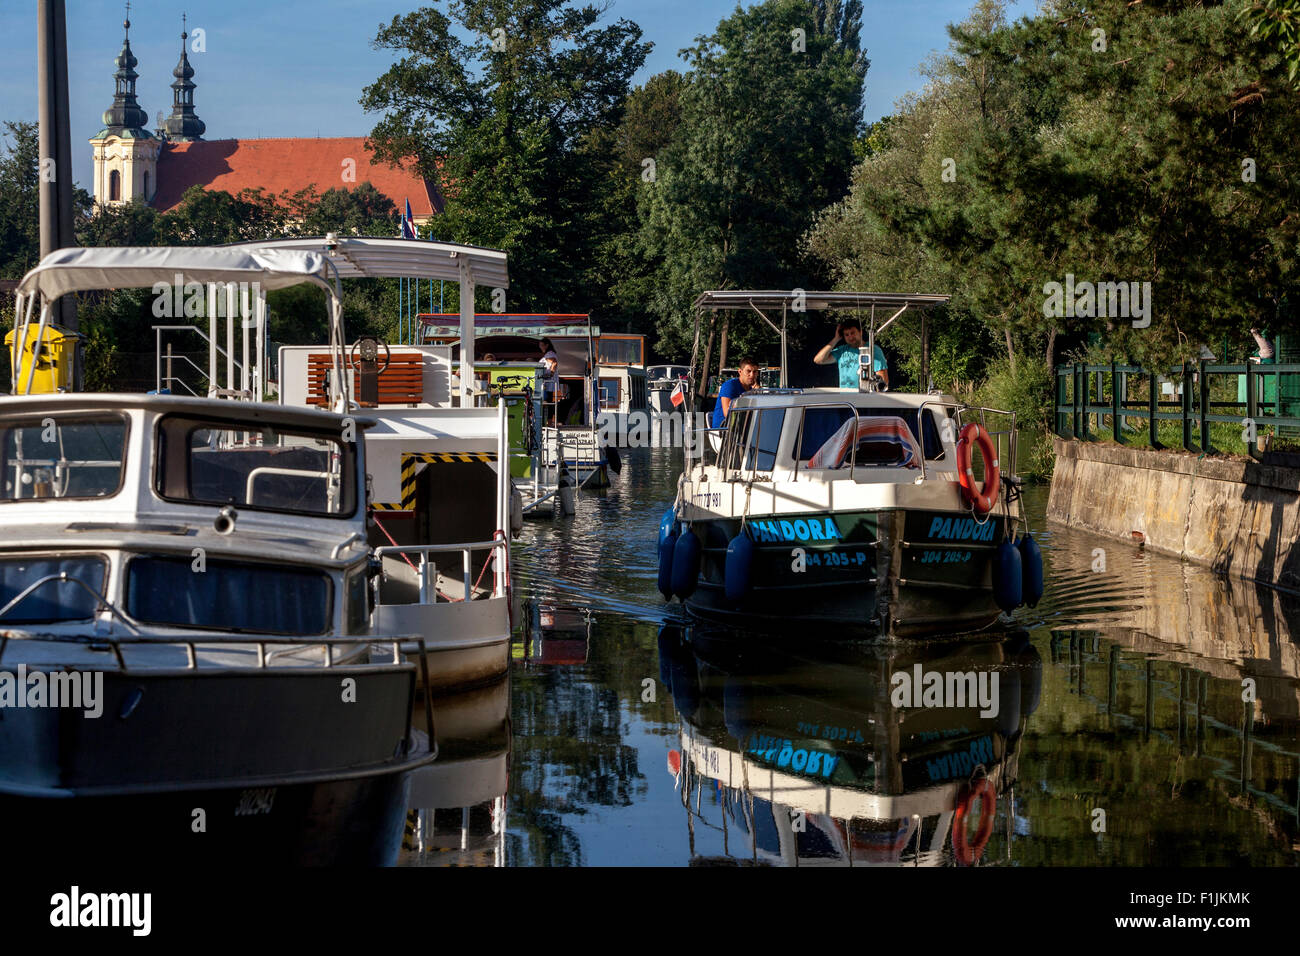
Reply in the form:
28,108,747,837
0,122,43,280
1240,0,1300,85
362,0,651,312
973,356,1056,479
637,0,868,360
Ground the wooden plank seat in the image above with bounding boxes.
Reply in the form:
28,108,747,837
306,352,425,407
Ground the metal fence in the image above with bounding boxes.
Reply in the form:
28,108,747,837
1054,360,1300,459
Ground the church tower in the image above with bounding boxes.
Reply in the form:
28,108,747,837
160,16,205,141
89,8,159,208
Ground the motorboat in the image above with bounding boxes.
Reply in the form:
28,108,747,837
660,291,1043,638
227,236,518,690
658,625,1042,866
1,245,436,862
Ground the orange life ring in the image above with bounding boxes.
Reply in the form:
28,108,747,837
952,777,996,865
956,423,1000,515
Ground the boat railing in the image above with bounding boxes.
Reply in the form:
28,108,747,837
953,403,1019,484
374,538,510,604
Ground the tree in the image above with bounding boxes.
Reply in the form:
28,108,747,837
361,0,651,310
636,0,868,359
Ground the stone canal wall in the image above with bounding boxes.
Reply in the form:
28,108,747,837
1047,437,1300,594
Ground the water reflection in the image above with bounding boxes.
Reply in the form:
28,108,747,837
499,449,1300,866
400,679,510,866
659,626,1040,866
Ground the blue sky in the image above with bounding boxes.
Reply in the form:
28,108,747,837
0,0,1040,189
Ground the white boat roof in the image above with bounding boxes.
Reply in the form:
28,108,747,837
734,388,959,409
227,236,510,289
693,290,951,312
1,392,373,430
16,246,337,301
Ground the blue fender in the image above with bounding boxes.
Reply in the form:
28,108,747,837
671,528,702,599
658,528,678,601
1018,532,1044,607
993,538,1023,611
724,531,755,604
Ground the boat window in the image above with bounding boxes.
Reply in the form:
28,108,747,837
126,555,331,634
742,408,785,472
0,554,107,623
0,415,127,502
798,406,944,463
155,416,355,517
598,377,620,410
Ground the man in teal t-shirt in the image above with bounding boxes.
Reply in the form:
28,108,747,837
814,318,888,388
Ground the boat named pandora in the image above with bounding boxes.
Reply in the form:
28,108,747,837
658,291,1044,638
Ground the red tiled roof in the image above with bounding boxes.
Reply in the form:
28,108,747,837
150,137,442,217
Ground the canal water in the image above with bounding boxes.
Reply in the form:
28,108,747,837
404,447,1300,866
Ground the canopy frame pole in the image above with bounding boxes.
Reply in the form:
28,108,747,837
255,290,267,400
225,282,235,393
458,257,475,408
207,283,217,397
22,302,53,396
240,285,251,396
781,302,788,388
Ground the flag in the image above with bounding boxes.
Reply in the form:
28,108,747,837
401,199,417,239
670,379,686,407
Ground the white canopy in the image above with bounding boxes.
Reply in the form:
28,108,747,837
15,246,337,301
228,236,510,289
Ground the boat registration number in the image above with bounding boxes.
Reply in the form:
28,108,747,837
918,550,972,564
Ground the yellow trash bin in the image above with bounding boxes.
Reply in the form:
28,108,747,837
5,324,78,394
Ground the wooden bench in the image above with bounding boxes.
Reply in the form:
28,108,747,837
306,352,425,407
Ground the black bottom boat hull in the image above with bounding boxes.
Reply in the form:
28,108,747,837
0,768,415,865
681,507,1016,638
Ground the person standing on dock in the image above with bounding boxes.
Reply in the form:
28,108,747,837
815,318,888,389
711,357,760,428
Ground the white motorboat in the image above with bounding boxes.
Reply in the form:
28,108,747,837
661,291,1044,638
231,236,517,689
1,245,436,862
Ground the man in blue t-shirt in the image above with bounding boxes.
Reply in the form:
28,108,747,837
813,318,888,389
711,357,760,428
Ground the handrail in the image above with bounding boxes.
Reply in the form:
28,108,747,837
1054,360,1300,459
375,538,509,602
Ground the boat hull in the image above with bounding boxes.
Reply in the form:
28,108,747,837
681,507,1015,638
0,662,428,864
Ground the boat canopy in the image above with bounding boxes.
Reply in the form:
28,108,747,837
420,313,596,339
690,289,953,392
230,236,509,291
226,236,511,408
15,245,337,301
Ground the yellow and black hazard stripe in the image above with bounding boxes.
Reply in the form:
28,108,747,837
395,451,498,512
371,502,411,512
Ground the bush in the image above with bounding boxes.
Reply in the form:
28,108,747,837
973,357,1055,481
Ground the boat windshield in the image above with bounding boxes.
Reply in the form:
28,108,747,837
155,415,356,517
0,415,128,502
0,554,107,623
798,406,945,463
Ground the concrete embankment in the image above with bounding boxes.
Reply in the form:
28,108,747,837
1047,437,1300,594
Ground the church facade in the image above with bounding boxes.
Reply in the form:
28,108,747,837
89,17,440,226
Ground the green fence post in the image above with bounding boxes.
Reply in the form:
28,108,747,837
1111,358,1123,443
1074,362,1082,440
1148,368,1163,449
1246,359,1259,460
1181,362,1195,451
1199,358,1214,454
1055,366,1068,438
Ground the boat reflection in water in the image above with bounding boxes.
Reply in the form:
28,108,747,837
515,602,593,667
659,626,1041,866
400,677,510,866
